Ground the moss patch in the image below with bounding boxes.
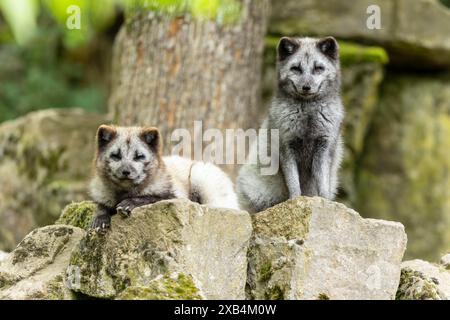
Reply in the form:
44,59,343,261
258,260,273,282
55,201,96,231
396,268,445,300
116,273,202,300
126,0,242,25
265,36,389,66
317,293,330,300
264,285,285,300
339,42,389,66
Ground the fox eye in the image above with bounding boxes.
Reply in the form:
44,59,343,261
110,151,121,161
314,65,325,73
290,66,303,73
134,153,145,161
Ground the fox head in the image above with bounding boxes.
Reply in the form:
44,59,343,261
276,36,341,100
95,125,163,189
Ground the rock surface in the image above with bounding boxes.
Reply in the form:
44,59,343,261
441,254,450,269
396,259,450,300
355,74,450,260
0,225,85,299
270,0,450,69
247,197,407,300
0,108,107,251
0,251,8,265
67,199,252,299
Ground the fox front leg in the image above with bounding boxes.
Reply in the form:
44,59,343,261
116,193,175,218
312,141,332,199
91,204,115,234
280,147,301,199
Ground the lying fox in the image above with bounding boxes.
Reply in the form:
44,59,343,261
90,125,239,233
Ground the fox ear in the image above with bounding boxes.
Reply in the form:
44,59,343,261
277,37,299,61
140,127,161,152
317,37,339,61
97,125,116,149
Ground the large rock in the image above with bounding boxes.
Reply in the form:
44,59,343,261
355,74,450,260
0,108,107,251
0,225,85,299
247,197,407,300
396,259,450,300
270,0,450,69
67,200,252,299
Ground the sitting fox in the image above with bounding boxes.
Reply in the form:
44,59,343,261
237,37,345,213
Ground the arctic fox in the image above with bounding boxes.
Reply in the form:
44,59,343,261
237,37,345,213
90,125,239,233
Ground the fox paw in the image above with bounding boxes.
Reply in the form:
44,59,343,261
91,214,111,235
116,199,138,218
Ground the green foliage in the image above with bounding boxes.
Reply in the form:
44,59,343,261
0,20,106,123
439,0,450,8
125,0,242,24
0,0,39,45
0,0,120,48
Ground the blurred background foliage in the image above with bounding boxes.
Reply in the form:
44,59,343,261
0,0,244,123
0,0,124,122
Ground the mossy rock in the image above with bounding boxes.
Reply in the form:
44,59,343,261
264,36,389,66
116,273,203,300
55,201,96,231
0,108,106,251
125,0,242,25
355,74,450,260
396,268,445,300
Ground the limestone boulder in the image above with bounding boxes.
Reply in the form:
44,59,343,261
67,199,252,299
0,108,107,251
0,225,85,299
355,74,450,260
247,197,407,300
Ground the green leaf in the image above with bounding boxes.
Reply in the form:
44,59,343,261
0,0,39,45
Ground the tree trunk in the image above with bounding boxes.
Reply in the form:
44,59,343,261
108,0,270,175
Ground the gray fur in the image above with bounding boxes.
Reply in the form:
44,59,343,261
237,36,345,213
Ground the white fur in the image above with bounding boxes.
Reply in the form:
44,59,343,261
163,156,240,210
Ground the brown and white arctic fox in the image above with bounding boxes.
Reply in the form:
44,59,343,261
90,125,239,233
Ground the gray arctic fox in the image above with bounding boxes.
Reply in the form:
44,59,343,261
237,36,345,213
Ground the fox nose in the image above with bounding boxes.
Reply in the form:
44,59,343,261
122,169,131,177
302,85,311,92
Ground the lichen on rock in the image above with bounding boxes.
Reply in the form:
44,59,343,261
116,273,204,300
396,259,450,300
55,201,97,231
396,268,444,300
